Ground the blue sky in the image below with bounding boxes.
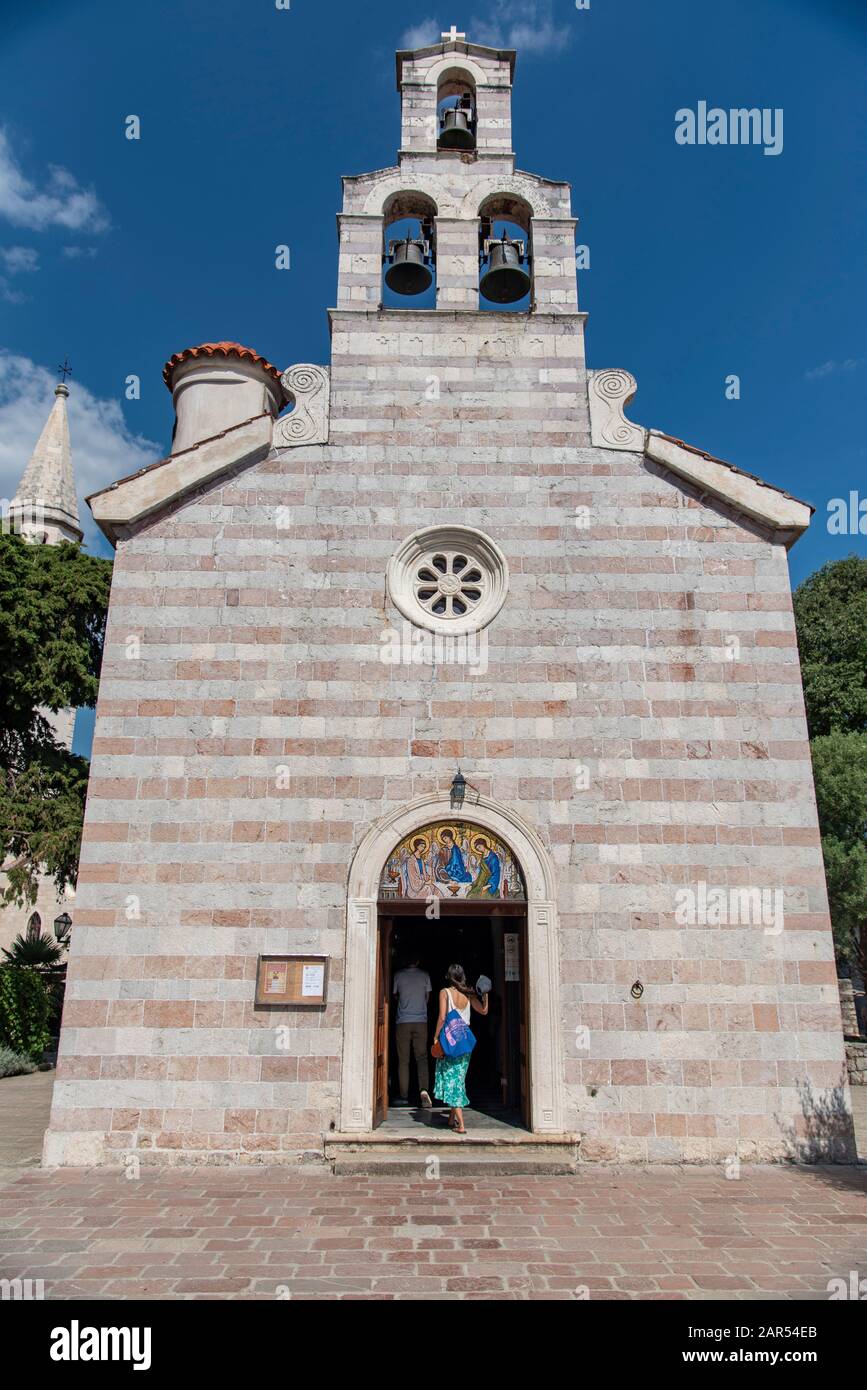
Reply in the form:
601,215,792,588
0,0,865,754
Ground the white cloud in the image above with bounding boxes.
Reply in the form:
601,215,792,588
0,130,110,234
400,18,442,48
0,244,39,302
470,2,570,55
61,245,98,260
400,5,570,57
0,353,160,551
0,245,39,274
804,358,861,382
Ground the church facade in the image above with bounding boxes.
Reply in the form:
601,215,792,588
45,33,853,1167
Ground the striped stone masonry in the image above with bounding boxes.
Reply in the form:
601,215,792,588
44,34,853,1167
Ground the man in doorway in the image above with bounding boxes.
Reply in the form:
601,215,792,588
393,956,433,1108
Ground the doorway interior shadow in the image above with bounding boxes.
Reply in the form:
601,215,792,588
375,900,530,1132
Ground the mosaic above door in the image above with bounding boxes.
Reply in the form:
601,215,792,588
379,821,526,901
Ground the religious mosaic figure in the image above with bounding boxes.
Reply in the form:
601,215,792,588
467,835,502,898
399,834,436,897
434,827,473,889
379,821,525,901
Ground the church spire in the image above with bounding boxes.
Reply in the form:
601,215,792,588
9,370,82,544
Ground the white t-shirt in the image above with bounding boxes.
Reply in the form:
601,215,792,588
393,967,432,1024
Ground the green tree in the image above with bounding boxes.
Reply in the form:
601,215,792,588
792,554,867,739
809,731,867,979
2,931,66,970
793,556,867,980
0,966,53,1059
0,532,112,907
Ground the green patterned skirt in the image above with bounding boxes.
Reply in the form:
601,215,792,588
434,1052,470,1108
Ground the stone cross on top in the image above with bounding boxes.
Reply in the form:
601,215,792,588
442,26,466,42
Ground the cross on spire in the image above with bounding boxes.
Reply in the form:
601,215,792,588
57,357,72,383
442,26,466,43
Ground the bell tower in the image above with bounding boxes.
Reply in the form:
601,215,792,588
8,373,82,546
335,29,580,317
396,27,515,163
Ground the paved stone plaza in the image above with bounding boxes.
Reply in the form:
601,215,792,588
0,1160,864,1300
0,1072,864,1300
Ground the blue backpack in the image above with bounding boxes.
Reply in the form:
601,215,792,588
440,995,476,1058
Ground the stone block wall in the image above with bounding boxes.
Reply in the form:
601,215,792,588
44,294,852,1164
846,1040,867,1086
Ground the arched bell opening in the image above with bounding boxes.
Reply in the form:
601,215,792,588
436,69,477,151
381,192,438,307
478,194,533,311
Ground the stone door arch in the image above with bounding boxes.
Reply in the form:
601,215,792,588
341,794,565,1133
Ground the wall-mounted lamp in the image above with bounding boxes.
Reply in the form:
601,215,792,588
449,769,467,811
53,911,72,943
449,768,481,811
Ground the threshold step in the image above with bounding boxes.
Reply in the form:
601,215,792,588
325,1132,580,1176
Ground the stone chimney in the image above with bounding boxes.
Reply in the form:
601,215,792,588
162,342,285,455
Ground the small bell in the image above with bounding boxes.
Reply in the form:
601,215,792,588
479,237,531,304
384,238,433,296
438,104,475,150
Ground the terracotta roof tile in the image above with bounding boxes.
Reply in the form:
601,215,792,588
162,342,283,390
653,431,814,513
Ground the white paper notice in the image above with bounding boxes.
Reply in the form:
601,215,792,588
504,933,520,982
301,963,325,998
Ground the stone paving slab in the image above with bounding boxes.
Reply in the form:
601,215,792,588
0,1164,864,1300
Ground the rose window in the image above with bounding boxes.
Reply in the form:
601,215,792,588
387,525,509,636
414,550,485,620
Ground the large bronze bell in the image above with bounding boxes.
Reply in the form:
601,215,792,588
439,106,475,150
384,239,433,295
479,238,531,304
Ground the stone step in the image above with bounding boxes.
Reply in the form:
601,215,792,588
325,1132,580,1176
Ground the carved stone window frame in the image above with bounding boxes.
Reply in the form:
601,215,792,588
386,523,509,636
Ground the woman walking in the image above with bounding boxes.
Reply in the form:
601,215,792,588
432,964,489,1134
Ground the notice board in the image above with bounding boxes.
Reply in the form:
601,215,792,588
254,955,329,1009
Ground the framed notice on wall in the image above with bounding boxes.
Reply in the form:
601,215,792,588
254,955,329,1009
504,933,520,982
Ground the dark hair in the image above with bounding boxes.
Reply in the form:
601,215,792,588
445,963,479,997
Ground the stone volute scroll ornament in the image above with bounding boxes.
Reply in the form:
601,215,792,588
587,368,645,451
273,364,331,448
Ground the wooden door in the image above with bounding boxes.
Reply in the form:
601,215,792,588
373,917,391,1127
518,917,530,1127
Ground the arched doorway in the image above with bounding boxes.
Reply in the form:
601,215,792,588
376,819,529,1130
341,795,565,1134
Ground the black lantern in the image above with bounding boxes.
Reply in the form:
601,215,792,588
450,769,467,811
53,911,72,943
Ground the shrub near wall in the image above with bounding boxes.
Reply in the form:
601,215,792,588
0,967,52,1061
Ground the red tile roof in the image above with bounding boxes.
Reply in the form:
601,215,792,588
653,432,814,513
162,342,282,390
